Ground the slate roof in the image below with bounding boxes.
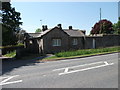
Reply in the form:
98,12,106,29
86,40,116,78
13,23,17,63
27,27,85,38
28,33,41,38
63,29,85,37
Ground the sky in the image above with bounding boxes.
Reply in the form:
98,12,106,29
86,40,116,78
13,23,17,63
11,1,119,35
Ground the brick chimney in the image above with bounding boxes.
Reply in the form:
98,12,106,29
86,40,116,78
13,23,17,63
57,24,62,29
69,26,72,30
42,25,48,31
44,25,48,30
81,30,86,35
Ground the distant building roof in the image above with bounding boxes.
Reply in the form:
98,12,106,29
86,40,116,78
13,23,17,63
28,33,41,38
27,29,52,38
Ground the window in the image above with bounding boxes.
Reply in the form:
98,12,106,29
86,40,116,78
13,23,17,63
29,40,33,44
52,39,61,46
73,38,78,45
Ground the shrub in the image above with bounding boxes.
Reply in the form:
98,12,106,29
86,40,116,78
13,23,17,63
4,50,16,58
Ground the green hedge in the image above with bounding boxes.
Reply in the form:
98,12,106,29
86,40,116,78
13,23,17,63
1,44,24,55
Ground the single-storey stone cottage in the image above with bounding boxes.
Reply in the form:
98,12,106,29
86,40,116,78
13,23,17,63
24,24,86,54
24,24,120,54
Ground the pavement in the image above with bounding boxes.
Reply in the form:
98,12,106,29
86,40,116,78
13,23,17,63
1,53,119,88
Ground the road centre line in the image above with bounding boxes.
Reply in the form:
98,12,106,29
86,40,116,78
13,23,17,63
59,62,114,75
53,61,104,71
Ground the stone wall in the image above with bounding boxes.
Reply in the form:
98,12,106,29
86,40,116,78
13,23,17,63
102,35,120,47
85,35,120,49
69,37,84,50
24,38,39,54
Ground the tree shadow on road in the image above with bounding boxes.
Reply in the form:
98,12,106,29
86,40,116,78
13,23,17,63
2,54,49,75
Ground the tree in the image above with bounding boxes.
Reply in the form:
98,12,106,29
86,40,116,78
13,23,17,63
113,17,120,34
16,29,27,43
2,2,22,46
90,19,114,35
35,28,41,33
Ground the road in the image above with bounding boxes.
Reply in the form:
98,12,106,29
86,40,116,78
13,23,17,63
1,53,119,88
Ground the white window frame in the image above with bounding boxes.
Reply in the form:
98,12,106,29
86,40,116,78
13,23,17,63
73,38,78,45
29,40,33,44
52,39,61,46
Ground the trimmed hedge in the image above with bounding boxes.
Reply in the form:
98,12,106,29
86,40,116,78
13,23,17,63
1,44,24,55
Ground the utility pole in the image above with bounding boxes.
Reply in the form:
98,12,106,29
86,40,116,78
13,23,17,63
100,8,101,21
118,1,120,21
100,8,102,34
40,20,42,29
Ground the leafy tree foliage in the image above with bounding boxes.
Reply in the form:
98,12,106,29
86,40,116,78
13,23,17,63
35,28,41,33
113,17,120,34
90,19,114,35
2,2,22,46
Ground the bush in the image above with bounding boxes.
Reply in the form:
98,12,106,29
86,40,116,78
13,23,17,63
4,50,16,58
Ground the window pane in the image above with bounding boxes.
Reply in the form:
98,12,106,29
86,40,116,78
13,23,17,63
73,38,77,45
52,39,61,46
58,39,61,46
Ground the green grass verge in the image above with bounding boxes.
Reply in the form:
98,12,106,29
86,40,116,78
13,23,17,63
43,46,120,61
3,50,16,58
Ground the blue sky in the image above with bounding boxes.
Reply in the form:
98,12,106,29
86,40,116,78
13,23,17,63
11,2,118,35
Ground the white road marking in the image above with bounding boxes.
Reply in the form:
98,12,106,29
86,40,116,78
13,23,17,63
1,75,19,83
53,61,103,71
0,80,22,86
0,75,22,86
0,76,12,79
64,68,69,73
104,61,109,65
59,62,114,75
43,75,46,76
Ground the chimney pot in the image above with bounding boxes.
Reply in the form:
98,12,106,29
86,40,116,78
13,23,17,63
69,26,72,30
81,30,86,35
44,25,48,30
42,25,48,31
42,25,45,31
57,24,62,29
